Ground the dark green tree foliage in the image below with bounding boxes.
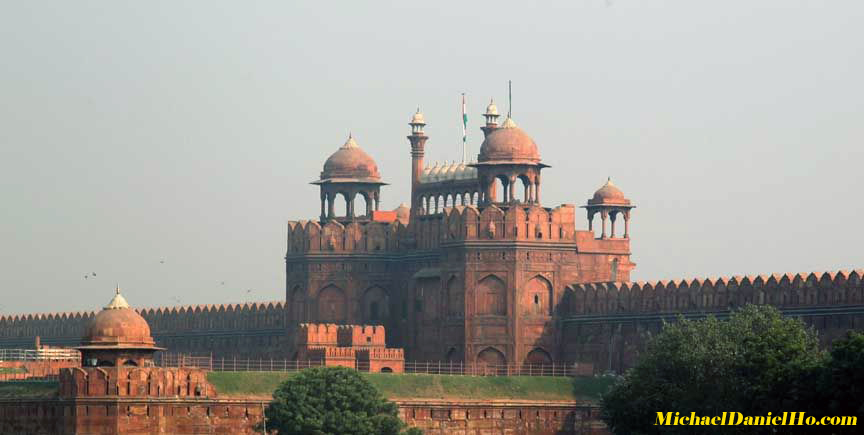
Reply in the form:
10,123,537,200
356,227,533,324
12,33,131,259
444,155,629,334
262,367,415,435
601,305,823,434
818,331,864,419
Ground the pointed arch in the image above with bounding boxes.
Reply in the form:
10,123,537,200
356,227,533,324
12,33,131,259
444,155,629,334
446,276,464,318
525,347,552,365
476,347,507,375
523,275,553,316
290,285,306,323
316,285,347,323
361,286,389,324
476,275,506,315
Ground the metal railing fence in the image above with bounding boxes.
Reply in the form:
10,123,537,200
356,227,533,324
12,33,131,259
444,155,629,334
155,354,588,377
0,348,80,361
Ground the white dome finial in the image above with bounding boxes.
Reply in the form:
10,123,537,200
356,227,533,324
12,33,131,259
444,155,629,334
105,285,130,310
342,134,359,149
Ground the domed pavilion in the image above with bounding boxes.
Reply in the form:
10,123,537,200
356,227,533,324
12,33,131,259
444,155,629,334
472,116,548,206
76,286,163,367
582,177,635,239
313,134,387,222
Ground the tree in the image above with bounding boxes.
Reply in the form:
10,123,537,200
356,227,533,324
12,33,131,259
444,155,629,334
601,305,823,434
262,366,418,435
809,331,864,421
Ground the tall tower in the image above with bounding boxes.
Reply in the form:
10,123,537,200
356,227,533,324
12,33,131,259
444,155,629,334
408,109,428,218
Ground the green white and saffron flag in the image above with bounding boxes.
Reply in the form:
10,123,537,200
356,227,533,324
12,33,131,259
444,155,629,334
462,93,468,162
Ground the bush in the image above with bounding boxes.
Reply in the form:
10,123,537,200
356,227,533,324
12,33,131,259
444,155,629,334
261,366,417,435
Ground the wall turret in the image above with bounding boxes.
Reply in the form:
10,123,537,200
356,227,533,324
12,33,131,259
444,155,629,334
408,108,428,219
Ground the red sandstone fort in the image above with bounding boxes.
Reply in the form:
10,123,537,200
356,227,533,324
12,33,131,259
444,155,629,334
1,103,862,373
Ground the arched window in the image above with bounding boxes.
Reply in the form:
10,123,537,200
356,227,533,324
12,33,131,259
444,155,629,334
523,276,552,316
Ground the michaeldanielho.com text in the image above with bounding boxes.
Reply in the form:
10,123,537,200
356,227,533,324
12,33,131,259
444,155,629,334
655,412,857,427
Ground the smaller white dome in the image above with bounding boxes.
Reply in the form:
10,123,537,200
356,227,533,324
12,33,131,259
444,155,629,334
456,162,468,180
445,161,458,178
485,99,499,116
410,108,425,124
420,164,432,183
429,162,442,181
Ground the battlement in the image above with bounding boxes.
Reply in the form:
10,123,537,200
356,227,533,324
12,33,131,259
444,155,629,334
365,347,404,360
297,323,339,346
0,300,286,325
566,269,864,315
284,202,633,255
285,219,407,254
59,366,213,398
323,346,357,358
337,324,386,347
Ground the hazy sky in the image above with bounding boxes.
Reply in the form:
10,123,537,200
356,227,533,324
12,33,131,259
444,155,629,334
1,1,862,315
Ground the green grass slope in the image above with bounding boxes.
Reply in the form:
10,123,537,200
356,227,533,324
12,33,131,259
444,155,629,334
207,371,614,402
0,381,59,399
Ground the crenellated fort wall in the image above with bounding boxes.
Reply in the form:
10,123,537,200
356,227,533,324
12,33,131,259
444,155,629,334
2,270,862,372
560,270,864,372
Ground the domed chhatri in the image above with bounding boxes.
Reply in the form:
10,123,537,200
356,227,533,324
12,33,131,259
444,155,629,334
393,202,410,225
410,108,426,125
320,135,381,181
485,99,499,117
583,177,635,240
589,177,630,205
315,134,387,223
478,117,541,164
77,286,163,367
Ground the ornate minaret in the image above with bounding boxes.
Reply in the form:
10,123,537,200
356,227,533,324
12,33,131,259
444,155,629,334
408,108,428,218
481,99,500,138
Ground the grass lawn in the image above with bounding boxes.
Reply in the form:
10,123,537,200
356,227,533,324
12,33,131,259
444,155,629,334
207,371,614,402
0,381,58,399
207,371,295,396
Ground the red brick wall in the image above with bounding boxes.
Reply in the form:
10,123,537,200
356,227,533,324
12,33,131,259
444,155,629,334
0,398,265,435
395,399,608,435
0,396,605,435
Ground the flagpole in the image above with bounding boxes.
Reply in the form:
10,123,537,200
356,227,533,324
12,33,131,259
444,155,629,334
461,93,468,163
508,80,512,118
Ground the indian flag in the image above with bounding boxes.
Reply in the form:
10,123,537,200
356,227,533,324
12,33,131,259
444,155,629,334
462,93,468,163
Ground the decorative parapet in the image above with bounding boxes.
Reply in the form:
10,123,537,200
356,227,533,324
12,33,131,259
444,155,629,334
563,270,864,316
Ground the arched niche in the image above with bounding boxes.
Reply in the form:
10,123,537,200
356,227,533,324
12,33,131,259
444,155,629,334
316,285,347,323
524,347,552,365
361,286,389,324
476,347,507,375
476,275,506,316
290,286,306,323
523,275,552,316
446,276,464,318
